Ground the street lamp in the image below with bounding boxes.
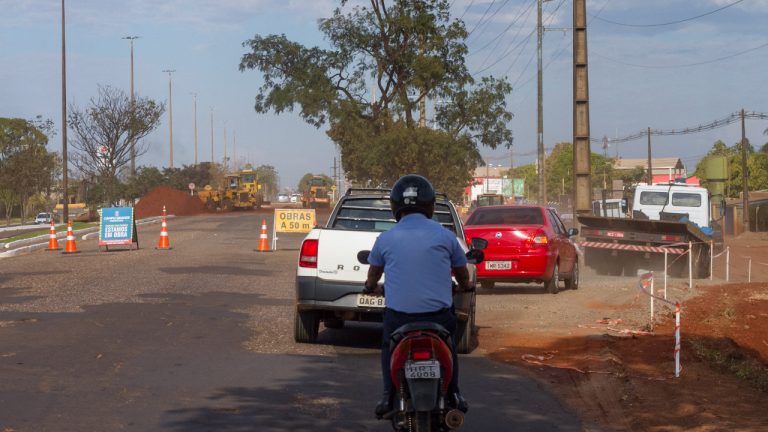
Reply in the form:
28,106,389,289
190,92,198,165
162,69,176,168
122,35,140,175
210,107,214,163
61,0,69,223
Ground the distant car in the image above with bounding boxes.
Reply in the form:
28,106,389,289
34,212,53,224
277,194,290,203
290,194,301,203
463,205,579,294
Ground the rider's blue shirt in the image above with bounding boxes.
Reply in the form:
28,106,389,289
368,213,467,314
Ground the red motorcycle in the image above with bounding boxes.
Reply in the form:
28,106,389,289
357,240,485,431
384,321,466,431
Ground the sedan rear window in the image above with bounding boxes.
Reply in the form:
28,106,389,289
466,207,544,225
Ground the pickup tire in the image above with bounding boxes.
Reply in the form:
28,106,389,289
545,263,559,294
294,310,319,343
456,293,476,354
565,261,579,290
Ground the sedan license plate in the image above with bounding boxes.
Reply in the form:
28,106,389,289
485,260,513,270
356,294,385,308
405,360,441,379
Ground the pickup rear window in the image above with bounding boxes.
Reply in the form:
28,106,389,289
332,198,456,233
466,207,544,225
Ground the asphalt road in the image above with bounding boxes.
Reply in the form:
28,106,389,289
0,213,582,431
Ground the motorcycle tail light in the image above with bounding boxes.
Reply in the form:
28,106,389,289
299,239,318,268
412,350,431,361
410,335,434,361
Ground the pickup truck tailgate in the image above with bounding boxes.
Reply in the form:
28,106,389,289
316,229,383,283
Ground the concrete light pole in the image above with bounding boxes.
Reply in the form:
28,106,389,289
61,0,69,223
162,69,176,168
210,107,214,163
122,35,140,175
190,92,198,165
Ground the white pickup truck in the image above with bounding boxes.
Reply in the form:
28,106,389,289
295,188,479,353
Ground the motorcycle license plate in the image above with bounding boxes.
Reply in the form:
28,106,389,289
356,294,385,308
485,260,513,270
405,360,441,379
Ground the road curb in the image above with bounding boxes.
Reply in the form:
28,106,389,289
0,216,172,259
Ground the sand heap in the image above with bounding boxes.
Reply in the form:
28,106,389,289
135,186,206,218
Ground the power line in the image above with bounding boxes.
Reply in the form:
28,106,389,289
459,0,476,20
468,0,514,43
592,0,746,28
469,0,536,57
591,111,768,145
466,0,497,36
474,0,537,73
592,41,768,69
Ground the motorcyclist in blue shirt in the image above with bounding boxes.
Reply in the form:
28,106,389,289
364,174,473,418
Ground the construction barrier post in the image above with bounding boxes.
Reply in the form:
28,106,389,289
674,302,681,378
710,241,713,281
749,258,752,282
726,247,730,282
650,274,655,328
664,250,669,300
688,241,693,290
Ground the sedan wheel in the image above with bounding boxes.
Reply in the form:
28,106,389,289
565,261,579,290
545,262,559,294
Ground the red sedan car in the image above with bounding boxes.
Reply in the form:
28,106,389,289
463,205,579,294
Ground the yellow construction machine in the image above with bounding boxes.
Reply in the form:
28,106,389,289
197,169,265,211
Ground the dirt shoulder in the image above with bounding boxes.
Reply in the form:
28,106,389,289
476,234,768,431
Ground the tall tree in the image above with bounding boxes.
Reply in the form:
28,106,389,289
67,85,164,205
254,165,279,198
240,0,513,200
0,117,58,224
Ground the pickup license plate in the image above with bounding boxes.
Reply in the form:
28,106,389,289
485,260,513,270
405,360,441,379
356,294,385,308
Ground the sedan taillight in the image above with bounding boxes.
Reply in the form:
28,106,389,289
299,239,319,268
527,231,549,248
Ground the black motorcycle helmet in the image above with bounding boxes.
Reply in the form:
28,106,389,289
390,174,436,221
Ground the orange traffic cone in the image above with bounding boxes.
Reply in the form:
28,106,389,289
256,219,271,252
46,220,61,251
62,221,80,254
156,205,172,250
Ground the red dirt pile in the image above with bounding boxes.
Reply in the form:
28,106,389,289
135,186,206,218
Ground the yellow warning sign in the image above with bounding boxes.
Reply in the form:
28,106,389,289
274,209,316,233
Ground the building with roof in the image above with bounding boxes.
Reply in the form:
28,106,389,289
613,157,698,185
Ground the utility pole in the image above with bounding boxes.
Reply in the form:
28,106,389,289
191,92,198,165
602,135,608,190
210,107,214,163
233,130,237,170
61,0,69,223
162,69,176,168
223,121,228,172
741,108,750,232
333,157,338,202
572,0,592,217
647,127,653,185
122,35,139,175
537,0,546,204
509,146,515,204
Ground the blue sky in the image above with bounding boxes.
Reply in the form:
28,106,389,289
2,0,767,189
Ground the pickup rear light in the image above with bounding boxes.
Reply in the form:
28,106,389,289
299,239,318,268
